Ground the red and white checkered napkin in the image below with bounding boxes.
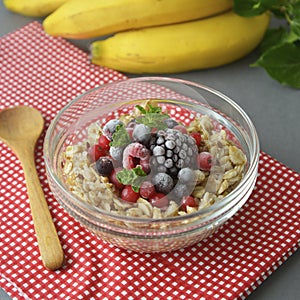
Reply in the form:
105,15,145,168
1,22,299,300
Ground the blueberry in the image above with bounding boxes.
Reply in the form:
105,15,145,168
109,146,124,162
133,123,151,145
164,118,179,128
103,119,124,141
95,156,114,176
152,172,174,194
171,183,191,200
177,168,197,188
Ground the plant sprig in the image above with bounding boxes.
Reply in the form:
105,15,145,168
116,166,147,192
136,103,170,130
233,0,300,88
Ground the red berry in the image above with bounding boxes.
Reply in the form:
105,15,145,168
88,144,107,162
197,152,212,171
149,193,169,208
173,125,187,134
109,168,124,190
190,132,201,146
181,196,197,212
121,185,140,203
98,135,111,151
139,181,155,199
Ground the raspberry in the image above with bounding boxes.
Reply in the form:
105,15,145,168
122,142,151,173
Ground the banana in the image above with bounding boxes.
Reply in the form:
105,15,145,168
43,0,233,39
91,11,270,74
3,0,70,17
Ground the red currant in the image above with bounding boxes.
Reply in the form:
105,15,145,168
88,144,107,162
197,152,212,171
173,124,188,134
121,185,140,203
181,196,197,212
139,181,155,199
190,132,201,147
109,168,124,190
149,193,169,208
98,135,111,151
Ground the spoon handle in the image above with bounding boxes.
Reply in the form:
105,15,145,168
17,143,65,271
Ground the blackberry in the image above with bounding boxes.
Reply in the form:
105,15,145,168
149,128,198,178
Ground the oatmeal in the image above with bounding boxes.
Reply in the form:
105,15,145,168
62,101,247,219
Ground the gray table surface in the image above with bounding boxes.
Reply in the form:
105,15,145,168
1,3,299,300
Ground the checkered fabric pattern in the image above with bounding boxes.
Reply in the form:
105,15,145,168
1,22,299,300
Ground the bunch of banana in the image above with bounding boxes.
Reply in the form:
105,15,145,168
3,0,70,17
91,11,270,74
3,0,271,74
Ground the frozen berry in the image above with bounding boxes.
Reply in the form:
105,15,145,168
109,168,124,190
133,123,151,145
164,118,179,128
122,142,151,173
173,125,188,134
181,196,197,212
110,146,124,162
95,156,114,176
152,172,174,194
177,168,196,184
98,135,110,151
171,183,191,200
88,144,107,162
103,119,124,141
197,152,212,171
139,181,155,199
121,185,140,203
190,132,201,147
149,193,169,208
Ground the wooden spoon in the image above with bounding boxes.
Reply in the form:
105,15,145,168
0,106,64,270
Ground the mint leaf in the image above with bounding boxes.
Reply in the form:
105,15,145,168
116,166,147,192
110,124,131,147
260,27,290,53
136,113,169,130
136,103,162,114
252,42,300,88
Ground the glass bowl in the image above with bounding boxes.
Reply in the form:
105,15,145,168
44,77,259,252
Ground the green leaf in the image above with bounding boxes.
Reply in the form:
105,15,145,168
233,0,277,17
136,113,169,130
110,124,131,147
116,166,147,192
260,27,291,52
288,2,300,37
252,42,300,88
136,103,162,114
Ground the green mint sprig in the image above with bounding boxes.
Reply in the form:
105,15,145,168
136,103,170,130
110,124,131,147
233,0,300,88
116,166,147,192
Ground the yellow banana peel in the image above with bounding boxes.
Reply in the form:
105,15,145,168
3,0,70,17
91,11,271,74
43,0,233,39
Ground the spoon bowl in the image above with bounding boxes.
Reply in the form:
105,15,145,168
0,106,64,270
